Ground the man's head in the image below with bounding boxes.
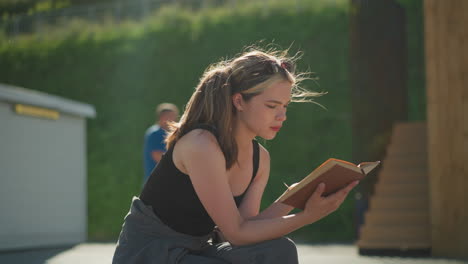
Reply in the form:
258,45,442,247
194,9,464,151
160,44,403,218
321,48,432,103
156,103,179,130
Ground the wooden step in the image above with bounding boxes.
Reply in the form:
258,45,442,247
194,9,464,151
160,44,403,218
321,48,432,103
364,210,429,226
386,143,427,155
359,225,430,241
391,122,427,139
370,193,428,202
377,168,428,181
357,239,431,249
379,166,428,174
388,134,427,144
377,175,428,185
369,196,429,210
390,135,427,145
378,167,429,179
390,131,427,143
374,182,428,196
387,135,427,146
388,137,426,151
380,157,427,168
378,167,428,176
378,169,427,177
358,122,431,251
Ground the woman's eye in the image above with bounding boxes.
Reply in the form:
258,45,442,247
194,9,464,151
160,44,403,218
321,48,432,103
266,105,276,109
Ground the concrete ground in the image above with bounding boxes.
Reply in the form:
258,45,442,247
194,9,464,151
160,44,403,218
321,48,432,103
0,243,466,264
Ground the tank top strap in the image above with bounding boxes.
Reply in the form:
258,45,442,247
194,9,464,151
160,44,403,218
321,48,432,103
252,140,260,180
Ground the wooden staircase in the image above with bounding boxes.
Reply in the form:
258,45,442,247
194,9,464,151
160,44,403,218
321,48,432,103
357,122,431,255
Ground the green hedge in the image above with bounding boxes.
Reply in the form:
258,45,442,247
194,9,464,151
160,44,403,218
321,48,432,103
0,0,424,242
400,0,425,121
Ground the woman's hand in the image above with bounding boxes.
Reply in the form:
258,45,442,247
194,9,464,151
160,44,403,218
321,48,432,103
302,181,359,223
277,182,299,198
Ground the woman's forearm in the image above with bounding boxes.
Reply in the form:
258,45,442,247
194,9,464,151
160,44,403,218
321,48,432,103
248,201,294,220
229,211,311,246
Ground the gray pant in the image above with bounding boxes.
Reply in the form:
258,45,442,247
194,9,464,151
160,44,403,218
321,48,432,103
112,197,298,264
182,237,298,264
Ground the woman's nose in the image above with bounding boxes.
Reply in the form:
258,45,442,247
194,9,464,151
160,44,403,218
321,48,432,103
276,110,287,121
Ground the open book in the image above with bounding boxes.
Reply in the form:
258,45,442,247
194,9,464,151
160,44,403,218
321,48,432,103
277,158,381,210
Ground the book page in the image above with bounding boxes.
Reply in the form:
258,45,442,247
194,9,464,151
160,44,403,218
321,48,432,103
358,161,381,174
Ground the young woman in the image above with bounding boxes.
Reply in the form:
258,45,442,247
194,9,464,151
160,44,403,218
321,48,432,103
112,48,358,264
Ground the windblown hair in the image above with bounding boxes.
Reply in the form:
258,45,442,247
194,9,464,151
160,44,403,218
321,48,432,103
166,48,322,169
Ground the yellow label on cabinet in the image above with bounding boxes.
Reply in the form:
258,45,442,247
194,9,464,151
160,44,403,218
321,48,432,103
14,104,60,120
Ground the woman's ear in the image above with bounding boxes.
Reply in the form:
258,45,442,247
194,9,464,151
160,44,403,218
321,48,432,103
232,93,244,112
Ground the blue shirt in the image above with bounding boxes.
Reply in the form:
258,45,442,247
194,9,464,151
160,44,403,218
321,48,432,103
143,125,167,183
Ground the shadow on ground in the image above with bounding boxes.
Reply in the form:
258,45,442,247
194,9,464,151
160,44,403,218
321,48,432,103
0,246,74,264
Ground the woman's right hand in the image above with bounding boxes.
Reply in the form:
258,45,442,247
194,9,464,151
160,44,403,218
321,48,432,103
302,181,359,223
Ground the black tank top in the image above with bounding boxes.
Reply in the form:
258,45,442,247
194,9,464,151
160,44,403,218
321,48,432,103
140,125,260,236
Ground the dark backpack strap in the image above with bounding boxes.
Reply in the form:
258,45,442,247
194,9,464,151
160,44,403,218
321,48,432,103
252,140,260,180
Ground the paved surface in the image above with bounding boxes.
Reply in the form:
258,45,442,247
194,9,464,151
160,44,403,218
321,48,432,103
0,243,466,264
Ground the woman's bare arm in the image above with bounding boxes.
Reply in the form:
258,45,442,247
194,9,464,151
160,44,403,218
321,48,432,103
237,145,294,220
175,130,358,246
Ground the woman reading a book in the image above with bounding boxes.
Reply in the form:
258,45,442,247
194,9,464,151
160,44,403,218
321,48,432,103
113,48,358,264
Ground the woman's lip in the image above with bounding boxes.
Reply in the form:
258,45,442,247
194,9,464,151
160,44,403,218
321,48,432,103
270,126,282,131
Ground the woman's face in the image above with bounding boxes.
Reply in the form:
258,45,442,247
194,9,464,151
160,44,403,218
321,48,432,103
235,80,292,140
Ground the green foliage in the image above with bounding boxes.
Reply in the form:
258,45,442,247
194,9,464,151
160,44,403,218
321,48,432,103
27,0,71,14
0,0,424,242
404,0,425,121
0,0,71,17
393,0,425,121
0,0,37,16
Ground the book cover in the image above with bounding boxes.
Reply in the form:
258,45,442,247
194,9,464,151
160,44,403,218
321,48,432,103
277,159,380,210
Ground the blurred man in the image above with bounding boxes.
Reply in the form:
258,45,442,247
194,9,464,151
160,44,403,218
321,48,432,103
143,103,179,184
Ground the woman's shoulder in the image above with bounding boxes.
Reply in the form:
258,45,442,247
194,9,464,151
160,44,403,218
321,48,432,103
176,128,222,155
173,128,225,173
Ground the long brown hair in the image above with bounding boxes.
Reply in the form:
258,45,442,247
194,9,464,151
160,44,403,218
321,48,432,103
166,48,322,169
